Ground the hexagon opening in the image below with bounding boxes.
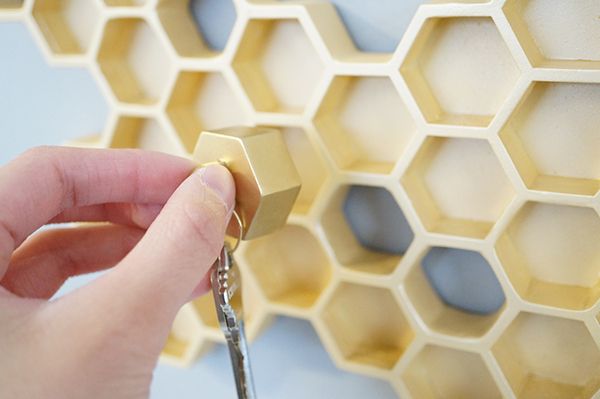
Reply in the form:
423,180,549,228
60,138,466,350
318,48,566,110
504,0,600,69
402,344,502,399
314,76,417,174
500,81,600,196
402,137,515,239
157,0,236,58
32,0,101,56
401,17,519,127
233,18,325,114
166,71,250,153
244,224,332,308
321,283,414,370
405,247,506,338
496,202,600,310
493,312,600,398
98,18,173,105
277,127,328,215
109,116,182,156
322,185,414,275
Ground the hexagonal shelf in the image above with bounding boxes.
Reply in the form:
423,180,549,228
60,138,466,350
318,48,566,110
320,282,414,370
493,312,600,398
166,71,250,153
314,76,417,174
496,201,600,310
32,0,101,56
404,247,505,338
244,224,332,309
401,17,519,127
109,115,182,156
402,137,515,239
157,0,236,58
321,185,414,275
504,0,600,69
98,18,174,105
500,81,600,196
402,344,502,398
161,304,207,367
233,18,325,114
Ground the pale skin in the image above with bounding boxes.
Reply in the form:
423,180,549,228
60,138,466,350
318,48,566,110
0,146,235,398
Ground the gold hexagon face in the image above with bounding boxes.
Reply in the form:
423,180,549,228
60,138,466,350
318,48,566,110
193,126,301,240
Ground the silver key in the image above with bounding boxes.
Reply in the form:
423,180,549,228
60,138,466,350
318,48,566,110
211,243,256,399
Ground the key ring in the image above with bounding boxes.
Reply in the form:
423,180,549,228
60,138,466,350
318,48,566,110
227,209,244,253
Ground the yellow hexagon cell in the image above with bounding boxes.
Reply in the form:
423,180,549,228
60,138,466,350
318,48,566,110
501,81,600,196
402,137,515,239
32,0,101,56
402,344,502,399
320,282,414,370
403,246,506,338
504,0,600,69
496,201,600,310
233,18,326,114
401,16,520,127
493,312,600,398
314,76,417,175
166,71,251,153
243,224,332,309
97,18,174,105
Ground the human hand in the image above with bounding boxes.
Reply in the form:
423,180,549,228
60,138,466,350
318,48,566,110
0,146,235,398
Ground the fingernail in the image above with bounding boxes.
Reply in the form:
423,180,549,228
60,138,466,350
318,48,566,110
196,164,235,212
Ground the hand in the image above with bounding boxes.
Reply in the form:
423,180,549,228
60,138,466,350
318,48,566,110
0,146,235,398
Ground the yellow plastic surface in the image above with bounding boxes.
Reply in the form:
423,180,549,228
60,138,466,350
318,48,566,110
5,0,600,398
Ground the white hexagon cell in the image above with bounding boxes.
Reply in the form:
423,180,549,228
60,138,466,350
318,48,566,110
401,17,520,127
320,282,414,370
166,71,250,153
97,18,174,105
157,0,236,58
321,185,414,275
32,0,101,56
314,76,417,174
233,18,325,114
402,344,502,399
244,224,332,309
496,202,600,310
404,247,506,338
402,137,515,239
500,81,600,196
493,312,600,398
504,0,600,68
277,127,329,215
109,116,182,156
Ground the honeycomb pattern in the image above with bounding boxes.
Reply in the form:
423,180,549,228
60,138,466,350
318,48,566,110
8,0,600,397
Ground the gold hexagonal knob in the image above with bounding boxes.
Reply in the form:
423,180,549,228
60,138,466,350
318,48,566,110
193,126,301,240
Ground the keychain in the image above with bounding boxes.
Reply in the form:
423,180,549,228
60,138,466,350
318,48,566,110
210,211,256,399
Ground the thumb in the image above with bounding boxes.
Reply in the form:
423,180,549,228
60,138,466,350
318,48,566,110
85,164,235,332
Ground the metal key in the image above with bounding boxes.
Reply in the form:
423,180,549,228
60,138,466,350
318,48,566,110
211,242,256,399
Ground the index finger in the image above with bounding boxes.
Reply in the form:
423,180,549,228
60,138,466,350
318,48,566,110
0,146,194,275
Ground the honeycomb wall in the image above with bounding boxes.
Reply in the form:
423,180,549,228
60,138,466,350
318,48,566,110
5,1,600,398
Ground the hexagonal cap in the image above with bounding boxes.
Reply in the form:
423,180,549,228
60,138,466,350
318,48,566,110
193,126,301,240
